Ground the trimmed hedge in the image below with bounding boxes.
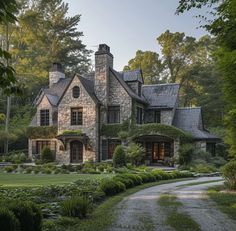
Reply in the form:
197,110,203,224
99,179,126,196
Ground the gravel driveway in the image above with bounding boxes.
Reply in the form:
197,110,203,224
109,177,236,231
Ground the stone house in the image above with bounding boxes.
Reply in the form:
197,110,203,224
28,44,219,164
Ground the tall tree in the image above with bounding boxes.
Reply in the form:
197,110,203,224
177,0,236,157
123,50,163,84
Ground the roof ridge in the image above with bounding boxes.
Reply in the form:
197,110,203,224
142,83,179,87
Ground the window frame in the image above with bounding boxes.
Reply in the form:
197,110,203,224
136,107,143,124
40,109,50,126
71,107,83,125
107,105,120,124
72,86,80,98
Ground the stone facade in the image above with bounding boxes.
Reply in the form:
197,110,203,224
28,44,217,164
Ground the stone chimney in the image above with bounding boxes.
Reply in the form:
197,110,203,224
94,44,113,105
49,63,65,87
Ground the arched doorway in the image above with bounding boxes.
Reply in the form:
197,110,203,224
70,140,83,163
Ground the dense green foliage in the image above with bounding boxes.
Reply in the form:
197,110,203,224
179,144,194,165
177,0,236,157
221,161,236,190
41,147,54,163
26,126,58,139
112,145,126,168
0,207,19,231
126,143,145,166
61,196,91,218
100,120,129,137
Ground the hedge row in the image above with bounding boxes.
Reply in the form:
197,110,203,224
100,170,193,196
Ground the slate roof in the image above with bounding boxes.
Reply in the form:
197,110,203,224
119,69,144,83
173,107,219,140
142,83,179,108
110,68,148,104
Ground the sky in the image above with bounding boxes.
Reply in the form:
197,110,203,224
64,0,208,70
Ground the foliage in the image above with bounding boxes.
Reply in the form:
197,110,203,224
117,131,129,141
177,0,236,158
41,147,54,163
221,161,236,190
126,143,145,166
179,144,194,165
61,130,82,135
61,196,91,218
113,145,126,168
26,126,58,139
0,207,19,231
0,200,42,231
99,179,126,196
193,163,217,173
101,119,129,137
130,123,192,142
3,151,27,164
123,50,163,84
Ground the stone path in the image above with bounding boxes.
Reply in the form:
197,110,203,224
109,177,236,231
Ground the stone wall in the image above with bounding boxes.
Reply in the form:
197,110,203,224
49,71,65,88
161,109,173,125
58,75,98,162
108,72,132,122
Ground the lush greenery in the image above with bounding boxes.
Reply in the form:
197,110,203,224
26,126,58,139
41,147,55,163
208,186,236,221
177,0,236,158
100,120,129,137
221,161,236,190
126,143,145,166
112,145,126,168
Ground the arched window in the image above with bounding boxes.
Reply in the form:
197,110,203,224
72,86,80,98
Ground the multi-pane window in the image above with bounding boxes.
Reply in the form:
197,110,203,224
136,107,143,124
40,109,49,126
71,108,83,125
107,106,120,124
154,110,161,123
35,140,56,155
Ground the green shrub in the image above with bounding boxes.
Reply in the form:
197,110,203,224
138,173,156,183
41,147,54,163
113,145,126,168
152,169,170,180
193,163,217,173
54,168,61,174
4,166,15,173
126,143,145,166
42,168,52,174
221,161,236,190
113,176,134,188
0,207,19,231
209,156,227,168
100,179,126,196
61,196,91,218
192,149,211,162
25,167,33,174
121,173,143,186
7,201,42,231
179,144,194,165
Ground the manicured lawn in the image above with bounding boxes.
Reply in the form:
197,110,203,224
0,172,112,187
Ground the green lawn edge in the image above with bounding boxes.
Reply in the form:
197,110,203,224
70,178,194,231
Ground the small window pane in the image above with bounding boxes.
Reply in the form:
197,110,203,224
71,108,83,125
73,86,80,98
40,109,49,126
136,107,143,124
108,106,120,124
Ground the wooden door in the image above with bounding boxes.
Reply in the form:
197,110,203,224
70,141,83,163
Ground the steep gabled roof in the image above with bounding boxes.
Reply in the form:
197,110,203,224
119,69,144,83
110,68,148,104
142,83,179,109
173,107,219,140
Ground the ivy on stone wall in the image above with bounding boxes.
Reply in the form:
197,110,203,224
26,126,58,139
101,119,129,138
61,130,82,135
130,123,192,142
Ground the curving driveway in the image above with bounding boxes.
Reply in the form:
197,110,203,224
109,177,236,231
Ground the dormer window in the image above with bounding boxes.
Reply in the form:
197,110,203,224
73,86,80,98
40,109,49,126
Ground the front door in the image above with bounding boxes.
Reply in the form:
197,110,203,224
151,142,170,162
70,141,83,163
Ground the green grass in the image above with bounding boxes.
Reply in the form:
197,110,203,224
208,186,236,220
56,178,194,231
0,172,112,187
158,194,200,231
